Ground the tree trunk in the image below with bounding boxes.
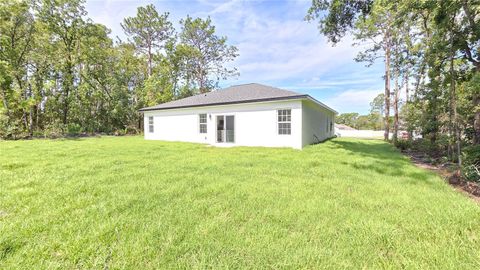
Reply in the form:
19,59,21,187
448,51,454,160
147,40,152,77
449,32,461,165
29,106,34,137
63,89,69,125
138,114,143,131
461,0,480,144
1,89,11,127
33,104,39,132
404,67,414,140
473,63,480,144
453,77,461,167
474,94,480,145
393,66,399,144
383,30,391,141
405,67,409,104
62,59,74,126
448,96,454,161
148,49,152,78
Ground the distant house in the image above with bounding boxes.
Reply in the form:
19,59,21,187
139,83,337,149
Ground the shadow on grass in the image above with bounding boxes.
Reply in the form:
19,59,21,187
331,139,432,184
331,140,402,160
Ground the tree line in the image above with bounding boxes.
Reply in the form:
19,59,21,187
0,0,238,138
336,93,385,130
307,0,479,180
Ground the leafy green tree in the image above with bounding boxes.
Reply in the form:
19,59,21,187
179,16,239,93
111,43,147,130
0,0,35,137
0,0,239,139
370,93,385,129
308,0,398,140
336,113,359,129
370,93,384,114
36,0,87,126
121,4,174,77
306,0,373,44
307,0,479,173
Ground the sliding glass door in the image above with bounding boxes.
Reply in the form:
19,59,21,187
216,115,234,143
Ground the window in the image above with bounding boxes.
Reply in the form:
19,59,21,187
199,114,207,133
148,116,154,133
330,121,333,133
277,109,291,135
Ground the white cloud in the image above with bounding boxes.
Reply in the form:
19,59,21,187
325,89,383,113
86,0,158,40
86,0,369,86
223,18,360,83
84,0,385,114
208,0,243,15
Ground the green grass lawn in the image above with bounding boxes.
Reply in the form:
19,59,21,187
1,136,479,268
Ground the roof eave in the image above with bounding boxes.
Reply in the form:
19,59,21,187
305,95,338,114
138,95,309,112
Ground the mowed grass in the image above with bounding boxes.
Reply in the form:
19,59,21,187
1,137,480,269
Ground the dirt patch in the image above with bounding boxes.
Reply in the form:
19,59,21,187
404,150,480,203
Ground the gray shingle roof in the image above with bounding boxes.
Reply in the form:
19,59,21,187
139,83,336,113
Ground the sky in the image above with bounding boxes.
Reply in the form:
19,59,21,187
85,0,385,114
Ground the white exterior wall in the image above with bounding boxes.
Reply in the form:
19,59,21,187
301,99,335,147
144,100,303,149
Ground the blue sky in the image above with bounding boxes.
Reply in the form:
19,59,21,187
85,0,385,114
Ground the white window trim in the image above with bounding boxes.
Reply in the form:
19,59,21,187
199,114,207,134
277,109,291,135
148,116,154,133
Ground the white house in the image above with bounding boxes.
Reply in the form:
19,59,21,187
140,83,337,149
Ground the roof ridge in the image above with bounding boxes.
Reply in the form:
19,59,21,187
227,83,301,94
227,82,258,87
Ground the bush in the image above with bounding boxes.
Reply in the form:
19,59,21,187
113,129,126,136
464,164,480,183
32,130,44,138
462,145,480,183
394,139,411,151
0,114,28,139
410,139,440,156
124,126,139,135
66,123,82,136
43,122,65,138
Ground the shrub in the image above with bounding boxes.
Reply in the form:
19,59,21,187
44,122,65,138
113,129,126,136
32,130,44,138
463,163,480,183
410,139,436,153
66,123,82,136
124,126,139,135
462,145,480,183
0,114,27,139
394,139,411,151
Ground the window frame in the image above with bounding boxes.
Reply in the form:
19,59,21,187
199,113,207,134
277,109,291,135
148,116,154,133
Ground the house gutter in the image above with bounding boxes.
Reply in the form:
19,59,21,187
139,95,337,114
